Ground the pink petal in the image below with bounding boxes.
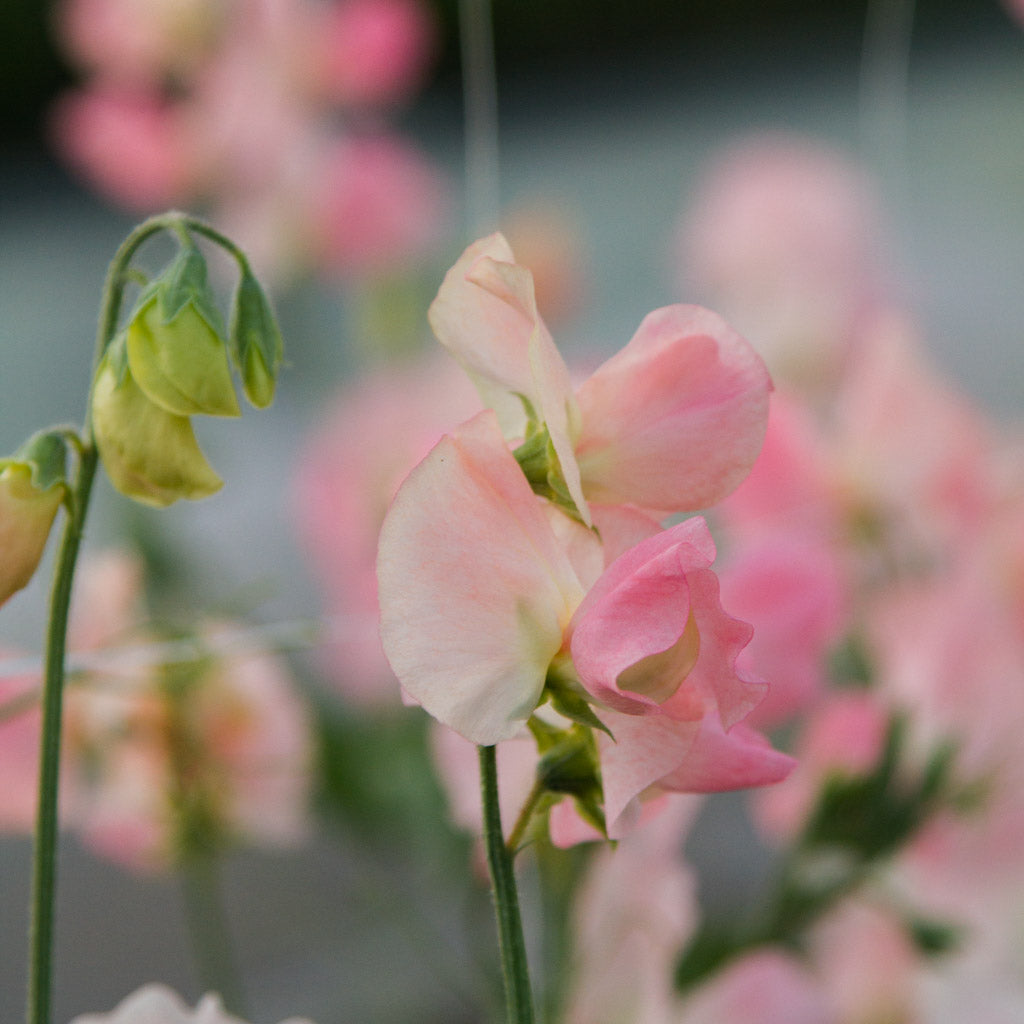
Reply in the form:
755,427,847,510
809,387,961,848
657,713,795,794
574,305,771,514
428,235,588,522
570,518,717,716
377,410,583,744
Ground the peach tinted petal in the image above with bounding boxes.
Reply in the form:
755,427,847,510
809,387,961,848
377,410,583,744
575,304,771,514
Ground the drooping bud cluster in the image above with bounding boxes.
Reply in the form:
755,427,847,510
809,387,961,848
91,225,283,507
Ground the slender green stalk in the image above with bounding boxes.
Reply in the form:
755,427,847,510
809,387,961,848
479,745,535,1024
459,0,501,237
26,211,211,1024
180,855,248,1018
26,451,97,1024
505,778,546,857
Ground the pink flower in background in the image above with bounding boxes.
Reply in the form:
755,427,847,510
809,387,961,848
676,131,890,397
310,135,451,278
308,0,437,108
50,87,193,211
69,983,316,1024
564,801,698,1024
51,0,448,284
0,550,313,871
56,0,221,84
717,533,847,729
294,355,480,702
680,950,836,1024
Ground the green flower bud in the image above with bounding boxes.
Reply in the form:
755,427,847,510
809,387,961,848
229,269,284,409
0,431,68,605
92,348,223,508
125,245,240,418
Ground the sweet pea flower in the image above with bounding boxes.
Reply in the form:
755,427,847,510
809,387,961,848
69,983,315,1024
428,233,772,523
377,410,792,823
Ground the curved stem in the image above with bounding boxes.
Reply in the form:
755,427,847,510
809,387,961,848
505,778,546,857
479,745,535,1024
26,211,185,1024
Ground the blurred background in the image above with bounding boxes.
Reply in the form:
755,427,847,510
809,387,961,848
2,1,1024,1022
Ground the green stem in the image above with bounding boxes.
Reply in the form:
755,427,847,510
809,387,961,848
180,855,248,1018
26,211,194,1024
505,778,546,857
479,745,535,1024
26,450,97,1024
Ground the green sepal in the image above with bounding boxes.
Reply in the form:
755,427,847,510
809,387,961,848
8,430,69,494
228,269,284,408
543,674,614,739
157,242,227,341
530,722,608,841
513,421,587,525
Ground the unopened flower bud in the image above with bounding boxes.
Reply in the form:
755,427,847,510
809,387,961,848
91,347,223,508
125,245,240,418
0,431,68,605
229,269,283,409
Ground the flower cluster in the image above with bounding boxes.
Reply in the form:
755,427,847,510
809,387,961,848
376,232,794,840
51,0,448,283
547,131,1024,1022
0,549,313,872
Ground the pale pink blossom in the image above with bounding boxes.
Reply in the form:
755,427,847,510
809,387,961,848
429,233,772,522
69,983,315,1024
0,660,49,831
564,801,698,1024
680,949,836,1024
49,86,193,211
307,0,437,108
377,410,792,827
378,409,585,744
309,134,450,278
56,0,221,84
676,132,889,397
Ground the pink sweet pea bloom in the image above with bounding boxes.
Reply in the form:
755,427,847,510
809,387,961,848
428,233,772,523
49,86,193,211
308,0,437,108
378,410,793,813
69,983,315,1024
378,409,585,744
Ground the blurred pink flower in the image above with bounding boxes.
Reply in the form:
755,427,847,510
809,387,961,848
680,949,836,1024
718,533,847,729
56,0,221,84
49,86,193,211
310,135,450,278
564,801,699,1024
676,131,890,398
308,0,437,108
293,355,480,702
51,0,447,283
69,983,315,1024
